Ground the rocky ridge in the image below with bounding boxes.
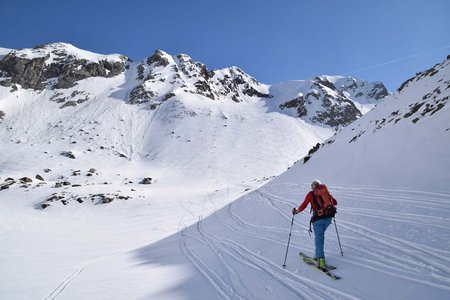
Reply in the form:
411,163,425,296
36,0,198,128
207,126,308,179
0,43,389,130
0,43,129,90
277,76,388,129
348,56,450,143
301,55,450,163
129,50,271,108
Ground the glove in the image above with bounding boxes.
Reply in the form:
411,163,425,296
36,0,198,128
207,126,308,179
292,207,298,215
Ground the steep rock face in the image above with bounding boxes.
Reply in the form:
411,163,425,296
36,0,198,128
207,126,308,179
277,76,388,129
0,43,129,90
128,50,271,108
328,76,389,102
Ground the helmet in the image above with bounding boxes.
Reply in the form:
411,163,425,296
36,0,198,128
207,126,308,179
311,179,321,190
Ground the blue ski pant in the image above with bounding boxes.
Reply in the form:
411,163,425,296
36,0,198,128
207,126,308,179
313,217,332,258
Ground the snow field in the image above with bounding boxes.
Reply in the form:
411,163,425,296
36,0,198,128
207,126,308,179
128,183,449,299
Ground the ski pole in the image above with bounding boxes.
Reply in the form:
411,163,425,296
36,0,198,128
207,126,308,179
333,217,344,256
282,214,295,269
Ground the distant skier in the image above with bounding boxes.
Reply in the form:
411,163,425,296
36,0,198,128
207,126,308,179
292,180,337,269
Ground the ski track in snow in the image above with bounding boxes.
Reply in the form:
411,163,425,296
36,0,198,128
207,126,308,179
43,251,124,300
44,263,90,300
182,216,357,300
178,184,450,299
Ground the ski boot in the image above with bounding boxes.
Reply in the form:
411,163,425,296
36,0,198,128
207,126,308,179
318,257,327,270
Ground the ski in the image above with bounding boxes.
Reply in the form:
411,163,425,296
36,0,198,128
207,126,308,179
299,252,337,270
299,252,341,280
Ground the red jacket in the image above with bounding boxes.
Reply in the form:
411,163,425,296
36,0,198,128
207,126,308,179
296,191,337,214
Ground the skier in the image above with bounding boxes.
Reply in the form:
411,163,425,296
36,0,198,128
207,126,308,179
292,179,337,269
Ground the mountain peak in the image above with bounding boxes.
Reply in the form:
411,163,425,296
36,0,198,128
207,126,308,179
0,43,129,90
11,42,129,64
130,50,270,106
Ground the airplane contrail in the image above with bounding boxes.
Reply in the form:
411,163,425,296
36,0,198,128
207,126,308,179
341,44,450,76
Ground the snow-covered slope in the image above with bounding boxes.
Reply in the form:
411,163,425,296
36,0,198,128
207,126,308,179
0,43,399,299
0,43,387,202
128,56,450,299
0,47,13,59
279,55,450,190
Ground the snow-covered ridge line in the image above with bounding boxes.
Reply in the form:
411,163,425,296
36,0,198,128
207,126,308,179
8,42,127,64
283,55,450,189
0,47,13,60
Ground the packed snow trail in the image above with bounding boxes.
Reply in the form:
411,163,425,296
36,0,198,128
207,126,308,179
134,183,450,299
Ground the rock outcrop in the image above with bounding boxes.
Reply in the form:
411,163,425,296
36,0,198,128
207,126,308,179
278,76,389,129
128,50,271,108
0,43,129,90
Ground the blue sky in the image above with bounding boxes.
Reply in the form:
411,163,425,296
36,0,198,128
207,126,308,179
1,0,449,91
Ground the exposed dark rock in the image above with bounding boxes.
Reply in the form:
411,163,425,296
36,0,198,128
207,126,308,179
314,77,336,90
38,191,132,209
136,64,145,80
368,82,389,100
0,110,5,121
0,46,127,90
46,194,62,202
279,96,307,117
41,203,51,209
35,174,45,181
72,170,81,176
140,177,153,184
61,151,76,159
0,54,48,89
54,181,71,188
117,152,127,158
194,80,215,99
10,84,18,92
162,92,176,101
147,50,170,67
129,85,157,104
102,196,114,204
312,100,361,128
308,143,321,155
60,101,78,109
20,177,33,183
243,86,272,98
404,103,425,118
